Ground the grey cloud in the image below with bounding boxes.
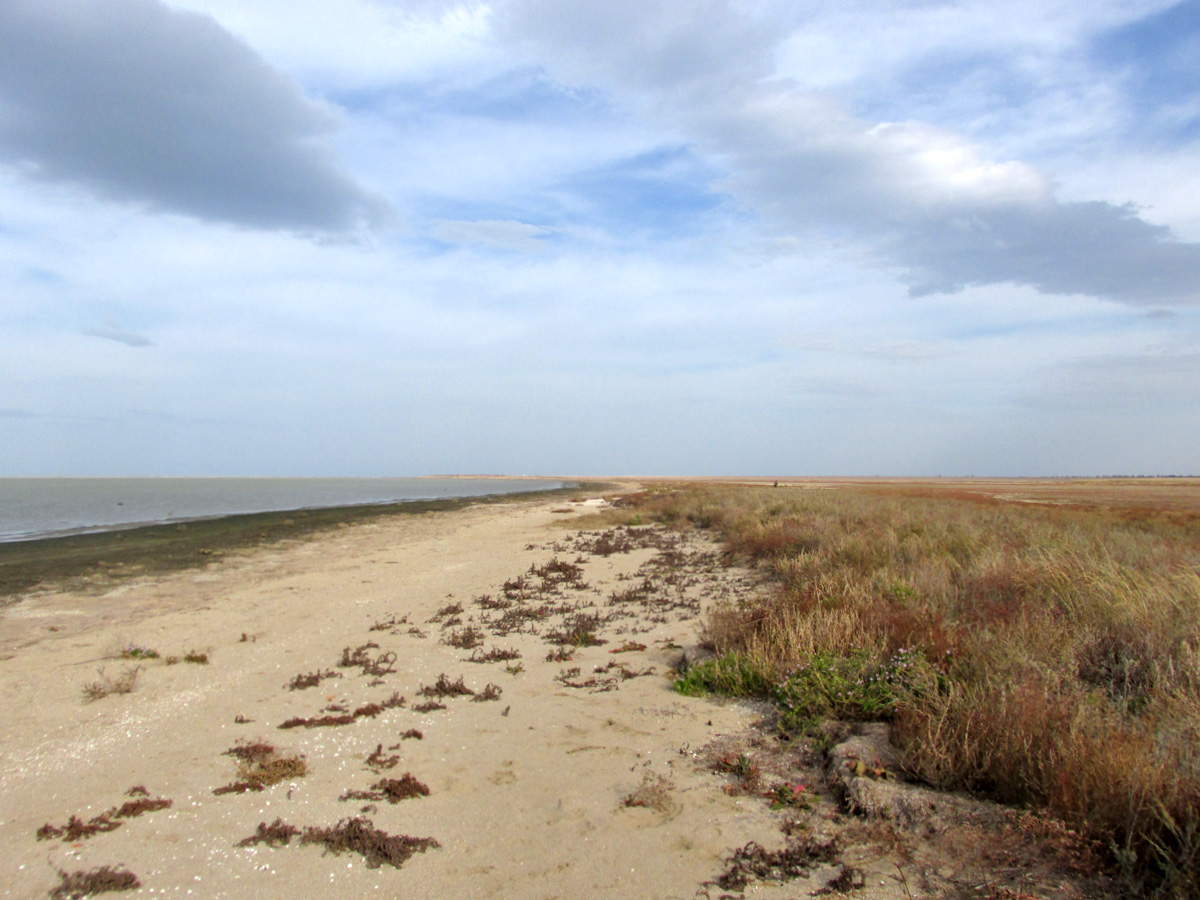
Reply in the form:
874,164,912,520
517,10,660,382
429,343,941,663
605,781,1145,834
85,323,154,347
0,0,383,231
500,0,1200,306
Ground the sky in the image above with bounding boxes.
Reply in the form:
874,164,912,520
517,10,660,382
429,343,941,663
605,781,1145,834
1,0,1198,477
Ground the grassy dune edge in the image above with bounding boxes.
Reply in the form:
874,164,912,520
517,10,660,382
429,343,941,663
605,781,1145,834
620,481,1200,898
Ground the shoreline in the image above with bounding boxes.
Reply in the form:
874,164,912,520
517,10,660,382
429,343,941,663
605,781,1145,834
0,481,606,603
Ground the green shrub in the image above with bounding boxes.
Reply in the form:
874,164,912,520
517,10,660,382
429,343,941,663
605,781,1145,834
674,652,771,697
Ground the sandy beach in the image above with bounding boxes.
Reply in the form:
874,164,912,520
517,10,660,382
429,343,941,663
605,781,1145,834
1,491,920,900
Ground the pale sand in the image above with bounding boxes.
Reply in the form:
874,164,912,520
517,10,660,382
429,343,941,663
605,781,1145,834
0,494,899,900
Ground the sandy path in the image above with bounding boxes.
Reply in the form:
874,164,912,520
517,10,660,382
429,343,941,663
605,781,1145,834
1,496,863,900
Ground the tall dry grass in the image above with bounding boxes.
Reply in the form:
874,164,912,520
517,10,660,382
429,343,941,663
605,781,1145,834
631,483,1200,897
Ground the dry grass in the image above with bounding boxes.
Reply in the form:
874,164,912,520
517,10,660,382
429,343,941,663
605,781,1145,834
631,482,1200,898
81,666,140,702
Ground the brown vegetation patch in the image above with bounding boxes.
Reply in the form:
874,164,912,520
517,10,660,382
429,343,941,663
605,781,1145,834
711,836,841,892
50,866,140,899
286,669,343,691
467,645,522,663
37,814,122,842
428,602,463,622
111,797,171,818
279,712,354,729
366,743,399,772
545,612,608,647
238,817,439,869
81,666,140,702
236,818,300,847
340,773,430,804
418,673,475,699
472,682,503,702
216,741,306,792
444,625,485,649
369,614,408,632
338,642,397,678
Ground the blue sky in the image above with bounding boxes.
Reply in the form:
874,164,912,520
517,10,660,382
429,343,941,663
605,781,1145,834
1,0,1198,476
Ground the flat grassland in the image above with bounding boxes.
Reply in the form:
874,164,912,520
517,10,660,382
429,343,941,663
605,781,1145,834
634,477,1200,898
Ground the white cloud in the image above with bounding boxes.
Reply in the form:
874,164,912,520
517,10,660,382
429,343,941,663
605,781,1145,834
496,0,1200,306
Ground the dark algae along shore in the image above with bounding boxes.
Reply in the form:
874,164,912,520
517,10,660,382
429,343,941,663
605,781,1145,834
0,483,596,602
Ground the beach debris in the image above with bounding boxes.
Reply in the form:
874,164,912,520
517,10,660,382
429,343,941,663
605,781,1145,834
236,816,439,869
286,668,343,691
417,673,475,699
339,774,430,804
214,742,306,793
37,791,172,841
50,865,140,899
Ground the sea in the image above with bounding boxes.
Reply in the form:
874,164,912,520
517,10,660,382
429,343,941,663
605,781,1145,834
0,477,567,543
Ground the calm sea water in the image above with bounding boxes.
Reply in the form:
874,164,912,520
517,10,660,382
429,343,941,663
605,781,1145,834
0,477,566,543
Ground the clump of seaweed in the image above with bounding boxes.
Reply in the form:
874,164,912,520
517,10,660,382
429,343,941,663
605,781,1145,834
366,744,399,772
474,593,511,610
37,790,173,842
370,614,408,632
338,643,397,677
278,695,398,729
472,683,503,702
183,650,209,664
710,837,841,892
37,815,121,842
214,741,306,793
444,625,485,649
399,728,423,740
286,669,343,691
545,612,608,647
411,701,446,713
468,645,522,663
111,797,171,818
545,647,574,663
428,602,464,623
50,866,140,899
418,673,475,699
340,774,430,804
529,558,589,591
279,713,355,729
236,818,300,848
237,816,439,869
303,817,439,868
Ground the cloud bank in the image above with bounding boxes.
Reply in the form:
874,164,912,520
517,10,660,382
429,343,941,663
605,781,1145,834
0,0,382,231
500,0,1200,306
